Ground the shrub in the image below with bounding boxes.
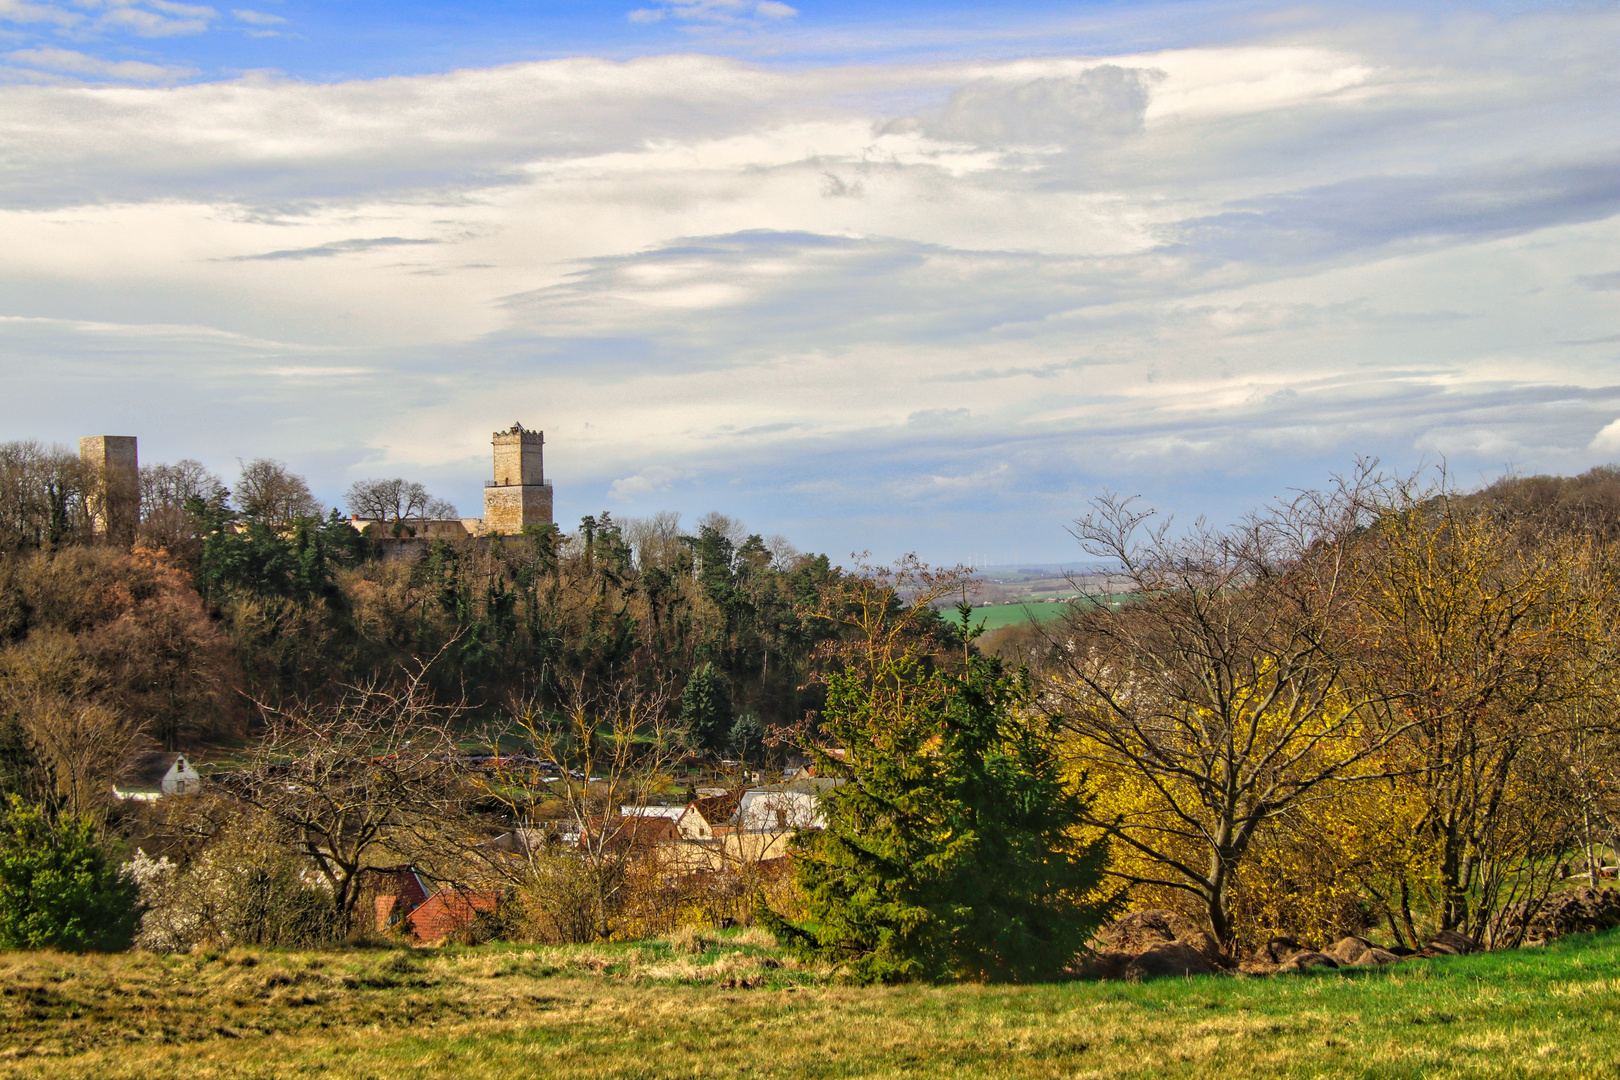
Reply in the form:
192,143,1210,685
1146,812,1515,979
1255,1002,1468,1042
0,795,141,951
128,816,339,951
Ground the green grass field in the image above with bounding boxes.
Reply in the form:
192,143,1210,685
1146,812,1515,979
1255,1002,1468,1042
971,602,1074,632
4,928,1618,1079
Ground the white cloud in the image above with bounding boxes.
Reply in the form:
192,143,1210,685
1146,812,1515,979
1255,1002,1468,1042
3,7,1620,559
1590,420,1620,456
0,0,82,27
5,0,219,37
609,467,693,499
5,46,193,81
95,8,210,36
918,66,1161,147
230,7,281,25
628,1,797,26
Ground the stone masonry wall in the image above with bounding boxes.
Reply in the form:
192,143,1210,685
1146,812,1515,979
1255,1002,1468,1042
78,435,139,546
482,483,553,535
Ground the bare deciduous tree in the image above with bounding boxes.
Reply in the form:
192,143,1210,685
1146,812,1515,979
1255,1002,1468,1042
623,511,684,570
236,458,322,526
1350,480,1603,938
482,677,680,942
0,441,93,552
1048,475,1416,947
138,459,227,551
0,628,146,818
223,670,482,931
345,477,457,523
763,534,801,571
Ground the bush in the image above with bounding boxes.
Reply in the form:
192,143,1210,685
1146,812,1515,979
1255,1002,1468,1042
0,795,141,951
513,852,617,944
128,816,339,951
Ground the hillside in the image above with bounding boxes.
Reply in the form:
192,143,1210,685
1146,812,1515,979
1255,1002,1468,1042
3,928,1618,1078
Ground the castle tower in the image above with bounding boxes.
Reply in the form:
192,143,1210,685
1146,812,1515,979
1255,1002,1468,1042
78,435,139,547
482,423,553,534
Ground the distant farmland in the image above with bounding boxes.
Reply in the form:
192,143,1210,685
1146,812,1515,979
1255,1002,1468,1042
971,601,1073,632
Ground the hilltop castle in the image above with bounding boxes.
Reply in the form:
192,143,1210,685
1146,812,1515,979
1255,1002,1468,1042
78,434,139,545
75,421,555,544
481,422,554,534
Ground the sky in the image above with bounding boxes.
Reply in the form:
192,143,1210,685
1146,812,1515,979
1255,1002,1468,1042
1,1,1618,565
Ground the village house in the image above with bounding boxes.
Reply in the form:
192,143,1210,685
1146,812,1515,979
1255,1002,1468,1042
613,779,844,872
674,790,742,840
354,865,506,944
405,888,504,943
112,752,201,801
736,777,839,832
360,866,434,932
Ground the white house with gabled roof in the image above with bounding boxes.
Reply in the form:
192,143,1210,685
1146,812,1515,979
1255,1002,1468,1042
113,752,201,801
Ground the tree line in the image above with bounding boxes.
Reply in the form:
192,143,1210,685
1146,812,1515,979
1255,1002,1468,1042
0,442,843,800
1002,464,1620,955
2,437,1618,980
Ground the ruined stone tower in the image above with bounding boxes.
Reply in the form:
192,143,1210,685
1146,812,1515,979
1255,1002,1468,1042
78,435,139,547
482,423,553,534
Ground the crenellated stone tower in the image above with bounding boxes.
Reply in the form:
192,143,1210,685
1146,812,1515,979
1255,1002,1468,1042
78,435,139,547
482,422,553,534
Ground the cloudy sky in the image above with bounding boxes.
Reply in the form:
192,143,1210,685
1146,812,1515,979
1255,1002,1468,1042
2,1,1618,564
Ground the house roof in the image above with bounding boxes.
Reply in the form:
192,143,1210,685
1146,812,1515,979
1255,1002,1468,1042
406,889,503,942
748,777,842,795
358,866,431,907
615,815,679,844
736,777,843,830
119,752,188,792
620,804,686,820
574,814,680,850
688,788,743,826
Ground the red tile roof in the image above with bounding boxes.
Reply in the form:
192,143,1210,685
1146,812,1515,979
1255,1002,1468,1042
405,889,503,943
688,789,743,828
579,814,680,851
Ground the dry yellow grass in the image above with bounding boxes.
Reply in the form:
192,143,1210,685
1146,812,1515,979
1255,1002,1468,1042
1,930,1618,1078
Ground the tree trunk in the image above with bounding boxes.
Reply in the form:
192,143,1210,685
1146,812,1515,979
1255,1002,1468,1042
1398,877,1419,947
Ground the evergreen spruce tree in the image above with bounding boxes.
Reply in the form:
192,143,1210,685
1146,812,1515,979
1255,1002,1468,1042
729,712,765,764
679,662,733,753
763,605,1112,983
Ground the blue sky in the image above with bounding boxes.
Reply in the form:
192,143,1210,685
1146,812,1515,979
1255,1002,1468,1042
0,2,1295,77
2,1,1618,564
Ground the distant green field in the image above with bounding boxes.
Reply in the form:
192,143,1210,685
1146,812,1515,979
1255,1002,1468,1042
971,602,1075,632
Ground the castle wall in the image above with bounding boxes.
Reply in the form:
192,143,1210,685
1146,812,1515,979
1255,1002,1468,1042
78,435,139,546
482,482,553,535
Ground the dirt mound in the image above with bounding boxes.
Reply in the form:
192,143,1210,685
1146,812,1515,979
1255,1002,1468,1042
1424,929,1481,956
1082,909,1234,980
1277,951,1339,973
1123,942,1223,980
1091,910,1207,953
1251,936,1310,964
1500,887,1620,945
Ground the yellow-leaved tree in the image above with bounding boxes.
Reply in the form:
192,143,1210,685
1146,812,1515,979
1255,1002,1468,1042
1049,476,1415,950
1349,481,1606,940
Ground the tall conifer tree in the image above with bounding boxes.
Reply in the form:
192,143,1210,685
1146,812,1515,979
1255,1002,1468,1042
764,592,1113,983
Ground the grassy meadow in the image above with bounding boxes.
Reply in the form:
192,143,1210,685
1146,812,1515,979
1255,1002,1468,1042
3,928,1619,1079
971,602,1073,632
